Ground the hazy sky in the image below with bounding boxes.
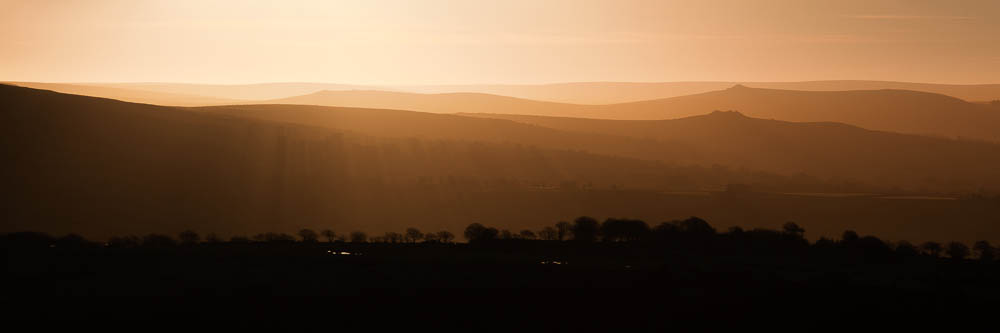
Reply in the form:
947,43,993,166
2,0,998,84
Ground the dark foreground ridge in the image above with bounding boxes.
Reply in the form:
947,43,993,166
5,216,999,317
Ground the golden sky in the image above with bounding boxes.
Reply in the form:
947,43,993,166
2,0,998,84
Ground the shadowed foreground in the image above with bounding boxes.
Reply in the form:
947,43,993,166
5,218,999,318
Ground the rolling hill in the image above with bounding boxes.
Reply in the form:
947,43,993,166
37,80,1000,105
2,81,242,106
195,101,1000,192
399,80,1000,104
596,85,1000,142
0,84,804,237
269,85,1000,142
5,85,1000,242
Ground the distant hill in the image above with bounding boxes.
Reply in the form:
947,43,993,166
93,82,377,100
262,90,584,116
0,84,797,237
399,80,1000,104
44,80,1000,105
593,85,1000,142
196,101,1000,191
263,86,1000,142
460,110,1000,191
5,85,1000,242
2,81,241,106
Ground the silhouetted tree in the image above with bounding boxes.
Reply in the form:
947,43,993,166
895,240,918,257
539,227,558,241
178,230,200,245
678,217,715,235
437,231,455,243
555,221,571,241
385,232,403,243
205,233,222,243
107,235,140,248
973,240,995,262
266,233,296,243
781,222,805,238
230,235,250,243
350,231,368,243
921,241,943,257
299,229,319,243
946,241,970,261
424,233,439,243
842,230,860,243
500,229,514,240
601,218,650,242
464,223,498,243
813,237,835,249
2,232,54,248
405,228,424,243
55,234,91,248
519,230,537,240
571,216,601,242
142,234,177,248
321,230,336,243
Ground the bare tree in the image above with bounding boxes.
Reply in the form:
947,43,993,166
781,222,805,238
349,231,368,243
464,223,498,242
321,229,336,243
974,240,995,261
571,216,600,242
921,241,943,257
178,230,200,245
946,241,970,261
555,221,571,241
539,227,558,241
298,229,319,243
385,232,403,243
437,231,455,243
204,233,222,244
518,230,537,240
405,228,424,243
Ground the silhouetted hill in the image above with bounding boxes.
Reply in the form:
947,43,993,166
47,80,1000,105
203,99,1000,192
263,90,584,117
461,110,1000,191
3,81,242,106
94,82,377,100
400,80,1000,104
5,85,1000,242
262,86,1000,142
599,85,1000,142
1,84,812,238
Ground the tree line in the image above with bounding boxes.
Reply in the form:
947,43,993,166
3,216,997,262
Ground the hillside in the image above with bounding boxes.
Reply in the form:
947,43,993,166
94,82,377,100
460,110,1000,191
5,85,1000,242
2,81,241,106
262,90,583,117
399,80,1000,104
597,85,1000,141
257,86,1000,142
0,85,798,237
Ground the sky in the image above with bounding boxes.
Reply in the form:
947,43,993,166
2,0,999,85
